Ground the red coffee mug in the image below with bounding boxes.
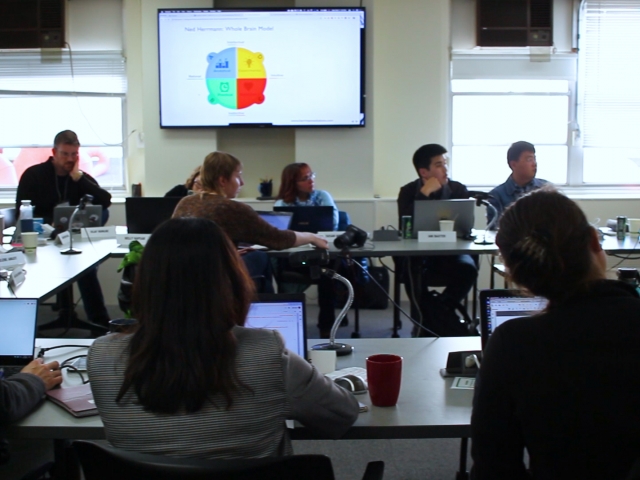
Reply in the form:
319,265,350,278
366,354,402,407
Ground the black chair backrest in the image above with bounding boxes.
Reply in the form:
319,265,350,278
72,441,336,480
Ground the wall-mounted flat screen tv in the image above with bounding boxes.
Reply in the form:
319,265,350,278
157,8,366,128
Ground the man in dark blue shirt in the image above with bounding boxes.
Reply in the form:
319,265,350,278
487,141,548,228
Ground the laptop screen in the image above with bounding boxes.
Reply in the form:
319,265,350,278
273,206,334,233
0,298,38,367
480,290,548,349
256,211,293,230
412,199,475,239
244,294,307,359
125,197,182,234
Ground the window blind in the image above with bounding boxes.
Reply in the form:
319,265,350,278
0,50,126,94
580,0,640,148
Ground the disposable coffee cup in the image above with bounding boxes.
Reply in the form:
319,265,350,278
629,218,640,236
366,354,402,407
21,232,38,252
308,349,337,375
439,220,455,231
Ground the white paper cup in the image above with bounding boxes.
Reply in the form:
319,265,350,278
22,232,38,252
629,218,640,236
439,220,455,231
308,349,337,375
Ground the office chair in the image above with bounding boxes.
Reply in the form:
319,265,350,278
489,253,511,289
72,440,385,480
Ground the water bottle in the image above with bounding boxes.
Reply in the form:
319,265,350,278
20,200,34,233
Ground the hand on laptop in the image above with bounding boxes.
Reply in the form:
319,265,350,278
21,359,63,390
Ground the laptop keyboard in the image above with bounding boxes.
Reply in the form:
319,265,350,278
0,366,24,378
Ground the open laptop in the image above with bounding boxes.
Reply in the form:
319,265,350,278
125,197,182,234
256,211,293,230
479,289,548,349
273,206,334,233
244,293,307,359
0,298,39,378
412,199,475,239
53,205,103,232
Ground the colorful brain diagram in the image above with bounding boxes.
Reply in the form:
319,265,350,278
206,48,267,110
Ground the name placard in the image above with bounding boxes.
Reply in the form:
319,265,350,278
81,226,116,239
317,231,346,240
9,266,26,289
0,252,26,268
55,231,71,247
418,231,456,243
117,234,150,246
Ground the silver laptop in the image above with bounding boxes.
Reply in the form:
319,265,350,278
53,205,102,232
479,289,548,349
412,199,475,239
0,298,39,378
244,294,307,359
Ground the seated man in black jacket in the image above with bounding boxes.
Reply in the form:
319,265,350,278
15,130,112,330
397,144,477,336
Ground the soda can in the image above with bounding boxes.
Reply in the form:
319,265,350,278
401,215,413,239
616,216,627,240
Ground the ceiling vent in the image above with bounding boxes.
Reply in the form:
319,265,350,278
0,0,65,49
477,0,553,47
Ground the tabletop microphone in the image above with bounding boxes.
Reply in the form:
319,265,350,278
60,195,94,255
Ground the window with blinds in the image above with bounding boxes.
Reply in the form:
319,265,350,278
580,0,640,184
0,50,126,190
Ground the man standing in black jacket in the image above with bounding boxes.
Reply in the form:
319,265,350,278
15,130,112,330
397,144,477,336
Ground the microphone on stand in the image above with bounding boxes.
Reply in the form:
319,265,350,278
61,194,94,255
311,268,354,356
468,191,498,245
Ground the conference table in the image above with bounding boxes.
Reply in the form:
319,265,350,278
5,336,479,478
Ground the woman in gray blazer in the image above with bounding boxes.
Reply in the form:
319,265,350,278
88,217,358,459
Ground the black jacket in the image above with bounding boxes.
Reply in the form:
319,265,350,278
471,280,640,480
397,178,469,226
15,158,112,224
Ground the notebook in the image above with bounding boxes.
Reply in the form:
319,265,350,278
256,211,293,230
125,197,182,234
46,383,98,417
479,289,548,349
412,199,475,239
0,298,39,378
53,205,103,232
244,294,308,359
273,206,334,233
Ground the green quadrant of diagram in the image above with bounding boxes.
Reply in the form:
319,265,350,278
207,79,237,109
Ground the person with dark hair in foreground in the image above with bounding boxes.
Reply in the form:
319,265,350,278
88,218,358,458
471,189,640,479
487,140,548,227
397,144,478,336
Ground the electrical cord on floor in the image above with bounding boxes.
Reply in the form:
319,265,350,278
352,260,439,337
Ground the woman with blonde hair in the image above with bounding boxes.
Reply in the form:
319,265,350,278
173,152,328,292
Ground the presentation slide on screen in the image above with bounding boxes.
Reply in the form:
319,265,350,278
158,10,364,127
